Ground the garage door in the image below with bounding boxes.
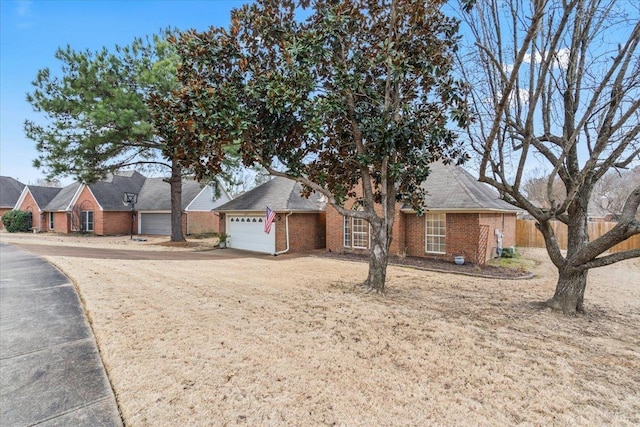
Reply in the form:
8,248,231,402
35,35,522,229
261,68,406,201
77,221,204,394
140,213,171,235
226,215,275,254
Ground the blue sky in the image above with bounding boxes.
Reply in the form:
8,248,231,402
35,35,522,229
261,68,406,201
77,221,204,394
1,0,247,185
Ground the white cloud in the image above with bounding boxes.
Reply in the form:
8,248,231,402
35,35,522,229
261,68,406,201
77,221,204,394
523,51,543,65
522,48,570,70
553,48,570,69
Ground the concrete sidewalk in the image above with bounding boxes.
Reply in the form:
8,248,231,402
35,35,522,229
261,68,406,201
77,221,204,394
0,243,122,426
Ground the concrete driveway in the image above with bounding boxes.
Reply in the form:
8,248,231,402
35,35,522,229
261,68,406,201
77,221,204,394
0,243,122,426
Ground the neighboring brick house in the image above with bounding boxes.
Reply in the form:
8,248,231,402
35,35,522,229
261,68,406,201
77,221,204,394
184,180,233,234
0,176,25,229
215,177,326,254
66,171,147,235
8,171,229,236
326,162,520,265
135,177,231,235
14,185,63,232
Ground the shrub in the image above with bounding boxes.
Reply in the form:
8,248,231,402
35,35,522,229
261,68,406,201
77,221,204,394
1,210,31,232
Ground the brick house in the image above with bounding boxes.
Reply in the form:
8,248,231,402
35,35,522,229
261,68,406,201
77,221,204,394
10,171,230,236
135,177,231,235
14,185,64,232
326,162,520,265
215,177,326,254
184,180,233,235
0,176,25,229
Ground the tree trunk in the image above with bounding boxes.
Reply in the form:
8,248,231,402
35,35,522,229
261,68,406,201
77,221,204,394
546,195,590,314
362,208,394,293
547,268,587,314
364,225,390,293
170,158,185,242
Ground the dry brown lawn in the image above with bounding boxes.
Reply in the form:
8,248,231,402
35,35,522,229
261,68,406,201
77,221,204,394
2,232,639,426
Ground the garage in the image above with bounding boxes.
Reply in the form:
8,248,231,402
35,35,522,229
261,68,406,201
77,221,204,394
139,213,171,235
226,215,275,254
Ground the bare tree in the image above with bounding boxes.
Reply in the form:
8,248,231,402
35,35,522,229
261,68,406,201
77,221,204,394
459,0,640,314
33,178,62,188
522,169,566,208
591,166,640,220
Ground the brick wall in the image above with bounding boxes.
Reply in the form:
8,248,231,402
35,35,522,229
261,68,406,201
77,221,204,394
187,211,221,235
0,208,11,229
479,213,517,259
329,205,514,265
275,212,326,253
17,192,43,231
48,212,70,233
405,212,482,262
326,200,406,256
443,213,481,262
73,186,102,234
102,211,138,236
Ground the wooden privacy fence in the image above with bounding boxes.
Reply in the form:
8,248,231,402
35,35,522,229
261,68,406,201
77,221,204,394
516,220,640,254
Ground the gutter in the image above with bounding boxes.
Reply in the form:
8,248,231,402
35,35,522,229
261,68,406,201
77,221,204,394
274,211,293,256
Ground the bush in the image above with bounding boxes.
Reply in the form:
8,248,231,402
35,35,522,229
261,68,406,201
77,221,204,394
1,210,31,232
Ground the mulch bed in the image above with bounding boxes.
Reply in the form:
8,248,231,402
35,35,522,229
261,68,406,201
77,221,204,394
321,252,534,279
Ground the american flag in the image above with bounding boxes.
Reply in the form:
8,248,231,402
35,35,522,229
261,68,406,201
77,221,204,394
264,207,276,234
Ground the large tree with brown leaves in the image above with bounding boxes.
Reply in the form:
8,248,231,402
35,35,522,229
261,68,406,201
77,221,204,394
167,0,470,292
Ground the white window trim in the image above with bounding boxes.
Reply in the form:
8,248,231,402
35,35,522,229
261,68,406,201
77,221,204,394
343,215,370,249
425,213,446,254
82,210,94,232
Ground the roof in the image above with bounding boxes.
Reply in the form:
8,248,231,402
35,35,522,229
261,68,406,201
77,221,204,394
215,176,326,212
135,177,204,211
87,171,146,211
44,182,82,211
405,162,519,212
26,186,63,208
0,176,25,208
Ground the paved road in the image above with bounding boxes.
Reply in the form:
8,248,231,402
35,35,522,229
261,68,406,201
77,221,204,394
0,243,123,427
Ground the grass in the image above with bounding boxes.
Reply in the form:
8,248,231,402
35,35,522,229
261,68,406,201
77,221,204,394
486,248,538,271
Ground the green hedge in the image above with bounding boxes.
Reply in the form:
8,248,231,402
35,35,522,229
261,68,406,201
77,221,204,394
1,210,31,232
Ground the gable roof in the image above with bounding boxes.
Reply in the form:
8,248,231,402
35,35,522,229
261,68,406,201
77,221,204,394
44,182,82,211
0,176,25,208
215,176,326,212
135,177,204,211
19,185,63,210
86,171,146,211
185,178,233,211
406,162,519,212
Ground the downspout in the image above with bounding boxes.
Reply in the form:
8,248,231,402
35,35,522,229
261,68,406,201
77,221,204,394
274,211,293,256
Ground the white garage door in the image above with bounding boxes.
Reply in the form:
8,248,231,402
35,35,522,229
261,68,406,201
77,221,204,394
140,213,171,235
226,215,275,254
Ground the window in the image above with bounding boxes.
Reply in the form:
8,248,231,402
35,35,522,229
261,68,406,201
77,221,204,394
425,213,446,254
49,212,54,229
81,210,94,232
343,216,369,249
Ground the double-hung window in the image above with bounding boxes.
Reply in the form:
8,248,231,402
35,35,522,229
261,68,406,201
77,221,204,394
343,215,369,249
425,213,446,254
81,210,94,232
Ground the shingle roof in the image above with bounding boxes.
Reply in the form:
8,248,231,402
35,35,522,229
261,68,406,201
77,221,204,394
87,171,146,211
215,177,325,212
0,176,25,208
407,162,519,212
135,177,204,211
44,182,82,211
27,186,63,208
